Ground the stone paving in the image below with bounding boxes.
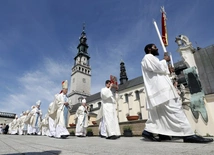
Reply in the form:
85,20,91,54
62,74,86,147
0,135,213,155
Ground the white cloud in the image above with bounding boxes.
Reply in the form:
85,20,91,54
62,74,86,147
1,57,71,116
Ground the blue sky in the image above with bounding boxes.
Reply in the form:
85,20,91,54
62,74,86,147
0,0,214,116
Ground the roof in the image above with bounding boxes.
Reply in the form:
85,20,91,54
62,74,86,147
84,76,144,103
0,112,16,118
118,76,144,91
86,92,101,103
70,103,82,113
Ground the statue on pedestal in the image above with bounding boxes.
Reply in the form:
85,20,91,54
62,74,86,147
175,35,208,123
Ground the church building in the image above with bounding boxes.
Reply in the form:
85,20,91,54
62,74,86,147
67,27,214,136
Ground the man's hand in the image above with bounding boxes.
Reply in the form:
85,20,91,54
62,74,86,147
64,102,69,106
168,64,174,73
164,55,170,62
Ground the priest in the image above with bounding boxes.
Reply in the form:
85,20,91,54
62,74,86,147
54,80,70,139
75,98,89,137
141,43,213,143
31,100,42,135
99,80,121,140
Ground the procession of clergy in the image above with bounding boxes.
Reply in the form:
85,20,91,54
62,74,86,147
3,43,214,143
5,79,120,139
5,80,86,138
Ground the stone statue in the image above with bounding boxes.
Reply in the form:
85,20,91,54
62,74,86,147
175,35,208,123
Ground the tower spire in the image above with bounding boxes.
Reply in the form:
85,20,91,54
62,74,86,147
75,23,90,60
119,60,128,85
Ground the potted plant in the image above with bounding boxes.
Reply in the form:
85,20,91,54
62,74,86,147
92,121,97,125
126,113,139,121
123,125,133,137
86,128,93,137
70,130,75,136
69,123,76,127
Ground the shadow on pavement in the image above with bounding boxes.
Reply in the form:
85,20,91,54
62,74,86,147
2,150,62,155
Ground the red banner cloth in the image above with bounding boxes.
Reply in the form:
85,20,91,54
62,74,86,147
161,10,168,47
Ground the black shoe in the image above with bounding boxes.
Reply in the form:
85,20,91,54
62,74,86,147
158,134,172,141
106,135,117,140
142,130,160,142
183,135,213,143
77,135,85,137
61,135,69,139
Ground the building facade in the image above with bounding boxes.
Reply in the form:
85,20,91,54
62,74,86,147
0,111,16,124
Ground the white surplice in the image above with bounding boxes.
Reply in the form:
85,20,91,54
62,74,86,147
48,116,56,137
75,105,89,136
54,93,70,138
47,101,57,137
18,115,27,135
100,87,121,137
30,107,42,134
141,54,193,136
10,118,19,135
41,114,49,136
24,110,34,134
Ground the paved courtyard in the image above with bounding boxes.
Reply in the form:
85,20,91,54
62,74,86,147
0,135,213,155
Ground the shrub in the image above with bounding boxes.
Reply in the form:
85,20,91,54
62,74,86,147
70,130,75,134
123,125,132,131
87,128,93,132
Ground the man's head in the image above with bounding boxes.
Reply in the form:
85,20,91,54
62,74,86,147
61,80,68,95
105,80,111,88
62,88,68,95
36,100,41,108
144,44,159,56
82,98,86,106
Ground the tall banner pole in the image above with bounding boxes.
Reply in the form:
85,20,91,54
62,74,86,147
153,6,175,68
153,20,167,53
161,6,174,68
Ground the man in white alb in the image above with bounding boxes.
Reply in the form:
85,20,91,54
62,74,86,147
100,80,121,140
141,43,213,143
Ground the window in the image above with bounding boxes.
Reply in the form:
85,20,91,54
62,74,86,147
90,104,93,111
124,94,129,103
78,97,83,103
135,90,140,100
98,102,101,108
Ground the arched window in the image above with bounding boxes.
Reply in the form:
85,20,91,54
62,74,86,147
78,96,83,103
124,94,129,103
98,102,101,108
90,104,93,111
135,90,140,100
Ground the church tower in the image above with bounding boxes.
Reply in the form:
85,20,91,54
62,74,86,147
68,24,91,105
119,60,128,85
